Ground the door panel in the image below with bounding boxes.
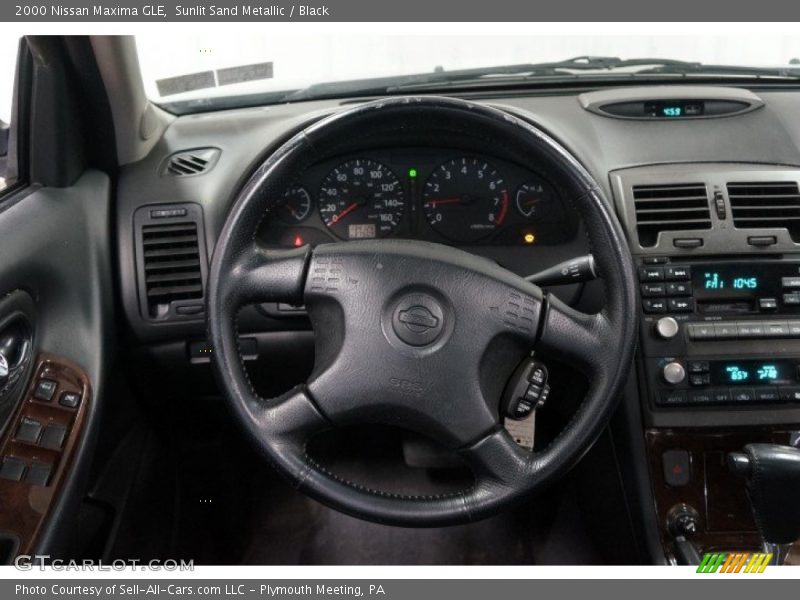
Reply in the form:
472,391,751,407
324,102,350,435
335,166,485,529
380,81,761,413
0,170,113,558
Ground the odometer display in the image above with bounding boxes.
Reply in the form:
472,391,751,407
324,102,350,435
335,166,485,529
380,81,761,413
318,159,405,239
422,157,508,243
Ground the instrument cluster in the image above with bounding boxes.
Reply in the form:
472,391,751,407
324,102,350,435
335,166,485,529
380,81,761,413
260,148,578,248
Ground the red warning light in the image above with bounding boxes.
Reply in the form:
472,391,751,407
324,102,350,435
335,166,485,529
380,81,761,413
293,235,304,247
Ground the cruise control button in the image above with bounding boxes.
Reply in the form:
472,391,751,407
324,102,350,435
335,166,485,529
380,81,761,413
34,379,57,402
639,266,665,281
524,384,543,403
665,266,691,280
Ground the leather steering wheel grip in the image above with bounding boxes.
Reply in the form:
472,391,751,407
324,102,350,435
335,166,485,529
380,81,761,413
206,96,638,527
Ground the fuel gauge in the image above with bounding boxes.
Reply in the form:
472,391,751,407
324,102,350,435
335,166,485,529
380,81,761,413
277,186,312,224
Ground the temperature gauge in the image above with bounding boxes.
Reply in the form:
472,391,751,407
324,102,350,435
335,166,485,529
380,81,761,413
515,178,560,222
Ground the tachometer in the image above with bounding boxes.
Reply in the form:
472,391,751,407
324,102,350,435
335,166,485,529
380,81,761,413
318,159,405,239
422,157,508,243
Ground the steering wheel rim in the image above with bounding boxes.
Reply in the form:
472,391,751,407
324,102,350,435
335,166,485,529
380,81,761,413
207,96,637,527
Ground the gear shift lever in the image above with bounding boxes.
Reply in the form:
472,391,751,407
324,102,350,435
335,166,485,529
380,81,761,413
728,443,800,565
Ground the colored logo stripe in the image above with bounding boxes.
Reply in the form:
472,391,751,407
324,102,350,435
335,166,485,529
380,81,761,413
697,552,773,573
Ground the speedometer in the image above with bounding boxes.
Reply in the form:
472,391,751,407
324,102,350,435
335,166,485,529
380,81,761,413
318,159,405,240
422,157,508,243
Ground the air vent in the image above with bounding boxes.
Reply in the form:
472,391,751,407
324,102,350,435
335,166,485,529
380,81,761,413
728,181,800,241
632,183,711,247
162,148,220,177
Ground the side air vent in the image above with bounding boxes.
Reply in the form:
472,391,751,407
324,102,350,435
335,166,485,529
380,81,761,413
161,148,220,177
728,181,800,240
632,183,711,247
134,204,208,321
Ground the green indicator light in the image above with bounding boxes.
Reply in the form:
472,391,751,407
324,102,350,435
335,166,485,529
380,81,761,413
408,168,417,178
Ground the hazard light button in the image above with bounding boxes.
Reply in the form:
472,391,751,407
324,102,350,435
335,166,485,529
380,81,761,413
662,449,691,487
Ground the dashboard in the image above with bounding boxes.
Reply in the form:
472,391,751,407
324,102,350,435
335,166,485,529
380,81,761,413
259,149,577,250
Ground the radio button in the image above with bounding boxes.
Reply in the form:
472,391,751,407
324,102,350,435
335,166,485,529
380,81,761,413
688,390,715,404
759,298,778,311
736,322,765,338
688,323,715,340
779,386,800,402
788,321,800,336
643,256,668,265
764,321,789,337
668,298,693,312
755,387,781,403
687,361,710,373
641,283,666,297
666,282,692,296
782,277,800,288
655,317,680,339
665,266,691,281
713,323,738,339
731,388,756,403
783,293,800,306
639,266,665,281
689,373,711,386
643,299,667,313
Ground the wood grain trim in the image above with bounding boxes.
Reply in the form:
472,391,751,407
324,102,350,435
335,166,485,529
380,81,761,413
0,353,91,557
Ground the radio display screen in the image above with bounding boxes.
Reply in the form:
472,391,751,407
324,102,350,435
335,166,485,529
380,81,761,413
693,267,761,299
710,360,795,385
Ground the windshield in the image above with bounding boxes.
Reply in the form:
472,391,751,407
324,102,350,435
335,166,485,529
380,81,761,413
136,34,800,109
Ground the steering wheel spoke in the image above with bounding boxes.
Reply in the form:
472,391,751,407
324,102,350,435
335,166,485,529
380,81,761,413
459,428,530,488
537,295,609,378
223,243,311,309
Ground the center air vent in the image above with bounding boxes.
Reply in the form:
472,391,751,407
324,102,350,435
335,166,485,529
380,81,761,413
728,181,800,241
632,183,711,247
162,148,220,177
134,204,208,321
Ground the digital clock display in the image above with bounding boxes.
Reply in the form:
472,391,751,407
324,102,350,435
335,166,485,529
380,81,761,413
703,271,759,291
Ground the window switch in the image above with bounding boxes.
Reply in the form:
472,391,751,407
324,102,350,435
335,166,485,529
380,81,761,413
0,457,26,482
34,379,58,402
24,463,52,487
40,424,67,450
59,392,81,408
15,417,42,444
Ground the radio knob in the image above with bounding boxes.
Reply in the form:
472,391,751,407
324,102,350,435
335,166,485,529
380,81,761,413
655,316,680,339
663,362,686,385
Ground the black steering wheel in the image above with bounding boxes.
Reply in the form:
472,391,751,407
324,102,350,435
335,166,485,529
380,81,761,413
207,97,637,527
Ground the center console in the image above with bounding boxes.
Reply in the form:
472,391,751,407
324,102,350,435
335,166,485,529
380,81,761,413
611,163,800,563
